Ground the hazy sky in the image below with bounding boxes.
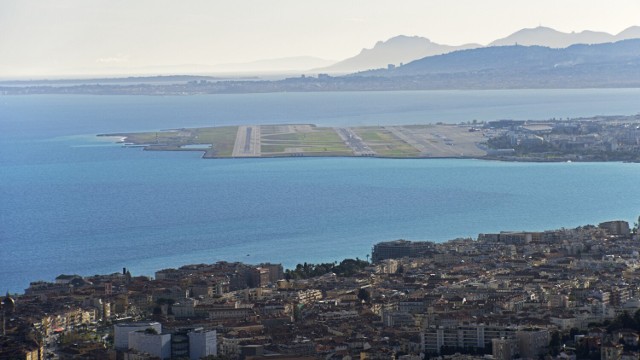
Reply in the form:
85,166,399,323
1,0,639,77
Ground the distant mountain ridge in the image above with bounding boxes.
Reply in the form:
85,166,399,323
358,39,640,77
317,26,640,74
342,39,640,90
6,39,640,93
489,25,640,48
316,35,480,73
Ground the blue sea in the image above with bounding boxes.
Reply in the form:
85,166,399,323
1,89,640,293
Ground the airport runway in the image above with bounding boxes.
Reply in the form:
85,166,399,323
232,125,262,157
335,127,376,156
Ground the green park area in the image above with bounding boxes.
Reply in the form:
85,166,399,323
260,125,352,156
353,127,422,157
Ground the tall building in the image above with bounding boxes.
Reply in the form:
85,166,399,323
601,342,623,360
249,267,270,288
2,293,16,336
478,232,542,244
372,240,434,262
113,322,162,350
493,337,518,360
516,329,549,359
171,328,191,359
423,324,541,355
599,221,630,236
260,263,284,283
188,329,217,360
128,330,171,360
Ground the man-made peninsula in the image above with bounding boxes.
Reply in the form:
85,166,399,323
100,115,640,162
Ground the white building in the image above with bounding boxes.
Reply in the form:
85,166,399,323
188,329,217,360
114,322,162,350
128,330,171,360
172,298,198,318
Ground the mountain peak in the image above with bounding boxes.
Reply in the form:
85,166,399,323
360,38,640,80
387,35,432,42
525,26,558,32
317,25,640,75
617,26,640,39
372,35,433,49
488,26,640,48
316,35,479,73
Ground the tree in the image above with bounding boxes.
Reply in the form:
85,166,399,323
285,258,369,279
569,327,582,339
549,331,561,356
633,309,640,329
357,288,371,303
607,311,637,332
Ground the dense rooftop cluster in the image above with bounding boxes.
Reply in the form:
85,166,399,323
2,218,640,359
484,115,640,161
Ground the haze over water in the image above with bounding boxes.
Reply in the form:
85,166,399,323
1,89,640,293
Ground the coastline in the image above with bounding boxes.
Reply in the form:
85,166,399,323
4,150,640,294
5,91,640,295
13,215,640,296
99,116,640,163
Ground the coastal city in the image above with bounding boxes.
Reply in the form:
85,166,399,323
3,217,640,360
4,3,640,360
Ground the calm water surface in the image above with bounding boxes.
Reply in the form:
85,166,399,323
1,89,640,293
